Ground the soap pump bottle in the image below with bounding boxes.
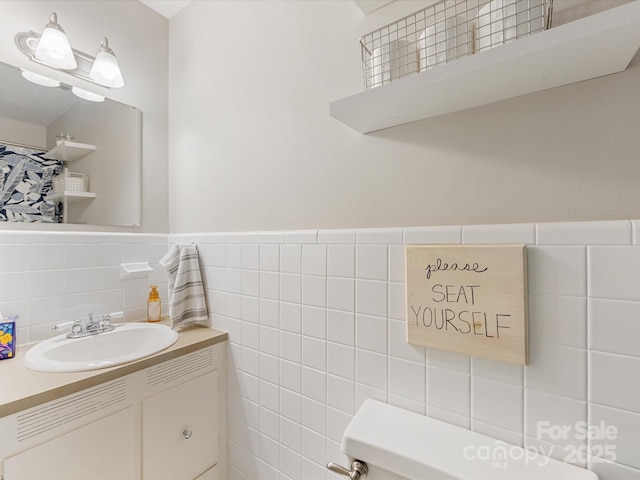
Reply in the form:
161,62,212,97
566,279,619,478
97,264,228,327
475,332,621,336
147,285,161,323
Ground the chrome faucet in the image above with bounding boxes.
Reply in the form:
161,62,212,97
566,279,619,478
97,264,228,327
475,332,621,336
85,313,108,333
52,312,119,339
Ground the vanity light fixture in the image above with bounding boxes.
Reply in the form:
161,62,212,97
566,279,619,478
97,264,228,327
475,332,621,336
89,38,124,88
15,12,125,89
34,12,76,70
20,68,61,88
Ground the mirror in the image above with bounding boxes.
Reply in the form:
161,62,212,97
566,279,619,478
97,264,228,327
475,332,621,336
0,60,141,226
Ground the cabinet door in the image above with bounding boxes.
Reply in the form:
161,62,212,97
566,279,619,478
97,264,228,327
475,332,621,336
3,407,138,480
142,371,219,480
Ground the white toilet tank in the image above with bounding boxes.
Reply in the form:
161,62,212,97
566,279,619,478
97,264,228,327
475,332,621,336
330,400,598,480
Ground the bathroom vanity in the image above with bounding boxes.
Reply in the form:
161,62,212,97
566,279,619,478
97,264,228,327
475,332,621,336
0,324,227,480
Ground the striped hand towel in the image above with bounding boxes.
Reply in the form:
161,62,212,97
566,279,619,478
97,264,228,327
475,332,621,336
160,244,209,328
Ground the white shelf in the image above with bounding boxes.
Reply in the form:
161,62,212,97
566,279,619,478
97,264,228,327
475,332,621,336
330,2,640,134
45,140,96,162
45,191,96,203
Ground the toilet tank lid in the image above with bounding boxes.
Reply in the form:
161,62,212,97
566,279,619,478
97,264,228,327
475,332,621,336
342,400,598,480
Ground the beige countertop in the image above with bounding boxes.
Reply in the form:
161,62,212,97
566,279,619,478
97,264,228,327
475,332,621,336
0,322,227,418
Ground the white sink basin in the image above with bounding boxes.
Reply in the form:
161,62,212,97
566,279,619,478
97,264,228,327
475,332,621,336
24,323,179,373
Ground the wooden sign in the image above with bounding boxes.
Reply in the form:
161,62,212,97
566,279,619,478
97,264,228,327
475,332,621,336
406,245,528,365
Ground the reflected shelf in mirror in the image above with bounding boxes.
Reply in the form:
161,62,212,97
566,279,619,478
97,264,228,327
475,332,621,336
45,140,96,162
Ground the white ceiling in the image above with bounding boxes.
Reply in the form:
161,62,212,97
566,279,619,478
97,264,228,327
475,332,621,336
139,0,192,19
140,0,395,19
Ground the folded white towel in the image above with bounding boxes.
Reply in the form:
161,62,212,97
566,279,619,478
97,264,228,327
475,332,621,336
160,244,208,328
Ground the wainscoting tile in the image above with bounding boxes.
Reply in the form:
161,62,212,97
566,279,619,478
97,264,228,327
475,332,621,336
389,245,406,282
528,294,587,348
463,223,535,244
389,319,426,364
389,357,425,404
589,404,640,470
327,277,355,313
357,228,403,245
589,298,640,357
537,220,631,246
472,377,523,433
525,389,587,448
427,367,469,417
284,230,317,244
256,231,285,244
327,245,355,278
326,309,355,347
356,349,388,391
356,245,388,281
589,247,640,301
317,229,357,244
527,246,586,296
242,244,260,270
280,245,301,274
356,314,387,354
589,351,640,414
302,245,326,276
525,342,587,401
327,374,355,414
327,342,355,380
260,298,278,331
259,244,279,272
355,279,387,317
404,226,462,245
471,357,523,386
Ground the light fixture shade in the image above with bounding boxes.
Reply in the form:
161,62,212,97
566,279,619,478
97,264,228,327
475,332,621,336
89,37,124,88
34,12,77,70
20,69,61,87
72,86,105,102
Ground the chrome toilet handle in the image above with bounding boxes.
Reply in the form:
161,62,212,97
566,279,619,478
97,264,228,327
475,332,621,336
327,460,368,480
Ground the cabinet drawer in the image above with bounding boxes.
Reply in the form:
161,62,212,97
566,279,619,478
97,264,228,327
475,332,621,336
142,371,219,480
4,407,138,480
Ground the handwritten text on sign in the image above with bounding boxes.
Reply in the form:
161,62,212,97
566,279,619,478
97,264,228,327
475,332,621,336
406,245,528,365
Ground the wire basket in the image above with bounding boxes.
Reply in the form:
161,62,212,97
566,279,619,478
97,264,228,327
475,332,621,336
360,0,553,89
52,169,88,194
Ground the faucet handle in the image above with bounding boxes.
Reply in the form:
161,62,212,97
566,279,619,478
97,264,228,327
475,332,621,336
53,319,83,338
71,319,82,335
103,311,124,324
52,319,83,333
52,320,74,331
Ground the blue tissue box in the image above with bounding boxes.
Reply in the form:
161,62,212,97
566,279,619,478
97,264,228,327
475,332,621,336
0,321,16,360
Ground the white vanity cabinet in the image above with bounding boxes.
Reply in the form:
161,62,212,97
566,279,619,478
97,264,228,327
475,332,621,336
0,343,226,480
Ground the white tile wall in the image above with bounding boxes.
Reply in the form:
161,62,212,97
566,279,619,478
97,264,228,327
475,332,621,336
0,231,168,345
190,220,640,480
3,219,640,479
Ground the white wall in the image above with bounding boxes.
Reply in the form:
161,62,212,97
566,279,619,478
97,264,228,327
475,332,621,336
169,0,640,233
0,116,46,148
0,0,168,233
